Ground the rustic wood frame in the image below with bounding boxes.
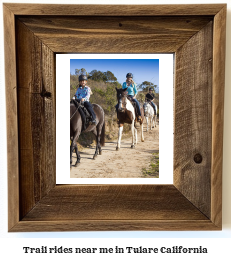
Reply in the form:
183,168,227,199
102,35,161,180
4,4,226,232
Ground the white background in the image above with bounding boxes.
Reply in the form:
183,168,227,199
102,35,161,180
0,0,231,260
56,53,173,184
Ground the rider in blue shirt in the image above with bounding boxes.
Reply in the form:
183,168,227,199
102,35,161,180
122,73,142,121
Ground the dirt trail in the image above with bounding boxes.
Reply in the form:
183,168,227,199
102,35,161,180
70,122,159,178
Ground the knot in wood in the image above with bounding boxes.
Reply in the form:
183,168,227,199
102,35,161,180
194,153,203,164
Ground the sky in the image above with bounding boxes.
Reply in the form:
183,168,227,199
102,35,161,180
70,59,159,91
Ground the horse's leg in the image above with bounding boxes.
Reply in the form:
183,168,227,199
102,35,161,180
134,126,137,145
70,140,80,167
98,142,102,155
74,143,81,166
70,139,74,168
92,128,99,160
116,123,123,150
141,122,144,142
146,116,149,131
70,136,78,168
98,132,102,155
97,131,102,156
150,115,153,130
98,122,104,155
131,120,135,148
72,130,81,167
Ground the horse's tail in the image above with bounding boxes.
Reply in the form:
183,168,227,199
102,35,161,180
100,121,105,146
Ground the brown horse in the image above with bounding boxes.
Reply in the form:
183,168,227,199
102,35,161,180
70,100,105,168
115,87,144,150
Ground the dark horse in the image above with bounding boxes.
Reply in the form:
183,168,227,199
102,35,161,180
115,87,144,150
70,100,105,168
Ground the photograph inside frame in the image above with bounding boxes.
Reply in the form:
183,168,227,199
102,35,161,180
70,59,159,178
56,54,173,185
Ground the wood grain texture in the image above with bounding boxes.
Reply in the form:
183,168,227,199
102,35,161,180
11,220,218,232
4,3,226,231
3,4,20,231
211,5,226,228
22,185,207,221
16,19,56,219
18,16,213,53
174,22,213,218
3,3,225,16
12,185,219,232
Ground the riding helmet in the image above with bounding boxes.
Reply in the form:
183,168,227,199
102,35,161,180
126,73,133,78
79,74,88,81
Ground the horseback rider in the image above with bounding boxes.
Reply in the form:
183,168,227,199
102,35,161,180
73,74,96,125
145,87,157,115
122,73,142,121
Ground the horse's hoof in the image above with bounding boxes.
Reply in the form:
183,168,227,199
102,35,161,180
131,145,135,149
75,162,80,167
93,155,97,160
99,151,102,155
116,147,119,151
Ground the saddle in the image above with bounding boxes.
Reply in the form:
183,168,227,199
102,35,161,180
70,99,92,131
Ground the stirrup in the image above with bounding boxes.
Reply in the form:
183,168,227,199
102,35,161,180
90,118,96,125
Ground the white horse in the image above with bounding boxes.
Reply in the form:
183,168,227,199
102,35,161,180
115,88,144,150
143,101,157,131
151,102,158,128
153,103,158,127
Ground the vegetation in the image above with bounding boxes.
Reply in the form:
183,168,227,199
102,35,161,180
142,153,159,178
138,81,158,92
88,69,117,82
71,69,159,112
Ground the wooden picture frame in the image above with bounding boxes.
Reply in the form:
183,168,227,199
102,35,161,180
4,4,226,232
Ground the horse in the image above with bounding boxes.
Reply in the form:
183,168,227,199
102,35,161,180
115,87,144,150
153,103,158,127
70,100,105,168
143,101,158,131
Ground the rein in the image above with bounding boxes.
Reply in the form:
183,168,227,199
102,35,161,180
70,107,78,120
70,100,80,120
